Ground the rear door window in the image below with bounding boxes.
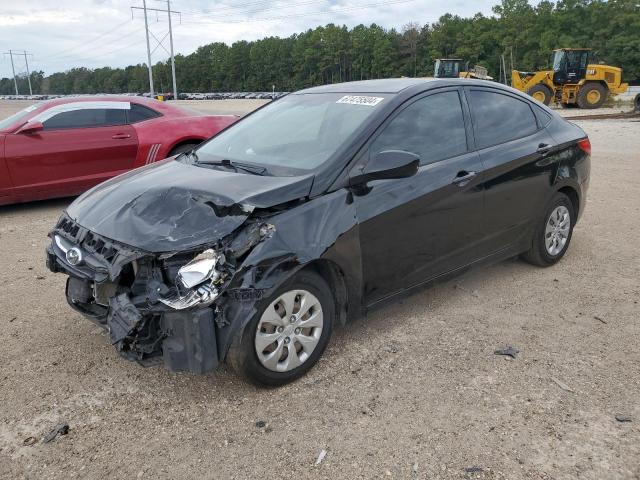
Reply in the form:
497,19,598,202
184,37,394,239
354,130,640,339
468,89,538,148
371,90,468,166
43,108,127,130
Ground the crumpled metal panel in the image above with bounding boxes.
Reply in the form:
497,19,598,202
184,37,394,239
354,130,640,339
65,158,314,252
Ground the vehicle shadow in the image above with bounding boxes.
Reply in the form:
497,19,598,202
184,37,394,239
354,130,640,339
0,197,73,216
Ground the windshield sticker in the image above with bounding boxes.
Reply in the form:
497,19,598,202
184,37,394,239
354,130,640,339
336,95,384,107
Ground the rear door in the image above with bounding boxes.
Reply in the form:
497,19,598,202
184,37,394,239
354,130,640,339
5,102,138,200
465,87,556,256
355,88,485,306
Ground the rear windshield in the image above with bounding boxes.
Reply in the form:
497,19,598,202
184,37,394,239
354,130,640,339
0,103,41,131
193,92,388,175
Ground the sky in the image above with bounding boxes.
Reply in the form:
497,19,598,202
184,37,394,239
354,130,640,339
2,0,508,77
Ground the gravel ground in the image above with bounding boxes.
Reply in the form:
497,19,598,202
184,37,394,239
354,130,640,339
0,100,639,479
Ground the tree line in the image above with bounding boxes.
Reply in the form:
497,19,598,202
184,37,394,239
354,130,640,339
1,0,638,95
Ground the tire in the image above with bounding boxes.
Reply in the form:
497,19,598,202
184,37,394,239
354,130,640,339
577,82,607,109
522,192,574,267
527,84,552,105
227,270,334,387
168,142,200,157
634,93,640,113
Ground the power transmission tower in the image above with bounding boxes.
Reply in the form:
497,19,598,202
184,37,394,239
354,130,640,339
3,50,20,95
22,51,33,95
131,1,180,98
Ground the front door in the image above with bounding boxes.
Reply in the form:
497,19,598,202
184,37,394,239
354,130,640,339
354,89,485,306
5,104,138,200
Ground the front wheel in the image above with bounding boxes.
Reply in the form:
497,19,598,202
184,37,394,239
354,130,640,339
527,84,553,105
227,270,334,386
522,192,574,267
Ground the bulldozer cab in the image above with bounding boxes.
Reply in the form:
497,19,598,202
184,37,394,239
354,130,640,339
552,48,590,85
434,59,462,78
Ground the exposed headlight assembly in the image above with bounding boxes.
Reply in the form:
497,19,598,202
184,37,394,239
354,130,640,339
176,249,221,289
160,249,224,310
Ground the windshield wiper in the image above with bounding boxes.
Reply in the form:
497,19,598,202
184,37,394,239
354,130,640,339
196,158,268,176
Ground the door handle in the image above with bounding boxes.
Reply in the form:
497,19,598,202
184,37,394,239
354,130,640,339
112,133,131,139
537,143,552,156
452,170,477,186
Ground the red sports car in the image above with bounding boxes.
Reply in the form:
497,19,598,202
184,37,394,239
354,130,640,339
0,96,238,205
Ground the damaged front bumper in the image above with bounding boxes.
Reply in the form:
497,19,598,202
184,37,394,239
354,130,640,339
46,214,272,374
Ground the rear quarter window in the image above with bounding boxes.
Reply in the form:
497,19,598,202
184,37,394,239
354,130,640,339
468,89,538,149
128,103,162,123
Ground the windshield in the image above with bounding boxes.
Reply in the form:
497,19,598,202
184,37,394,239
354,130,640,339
0,103,41,131
193,92,388,175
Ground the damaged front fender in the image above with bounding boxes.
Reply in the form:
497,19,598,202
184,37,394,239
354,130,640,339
212,189,363,361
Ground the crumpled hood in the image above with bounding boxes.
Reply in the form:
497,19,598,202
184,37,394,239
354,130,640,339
66,158,314,252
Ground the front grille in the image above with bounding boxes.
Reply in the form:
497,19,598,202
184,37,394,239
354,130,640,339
52,214,132,270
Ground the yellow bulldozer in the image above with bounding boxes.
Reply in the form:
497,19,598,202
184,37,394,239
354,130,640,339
434,59,493,80
512,48,628,109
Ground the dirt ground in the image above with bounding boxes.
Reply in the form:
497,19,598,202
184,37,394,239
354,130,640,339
0,99,639,480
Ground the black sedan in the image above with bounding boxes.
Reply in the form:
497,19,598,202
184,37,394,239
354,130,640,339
46,78,591,386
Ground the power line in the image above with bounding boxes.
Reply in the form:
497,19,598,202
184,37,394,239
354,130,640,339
44,29,143,65
176,0,328,17
181,0,417,25
46,20,134,61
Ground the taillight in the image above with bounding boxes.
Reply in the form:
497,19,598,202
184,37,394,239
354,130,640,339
577,138,591,156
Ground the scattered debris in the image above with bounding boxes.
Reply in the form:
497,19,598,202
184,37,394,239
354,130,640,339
35,275,45,280
550,377,574,393
412,463,419,477
593,315,607,324
255,420,266,428
385,342,399,354
464,466,484,473
9,317,16,323
22,436,37,446
42,422,69,443
454,284,480,298
615,415,632,423
494,346,519,359
315,449,327,465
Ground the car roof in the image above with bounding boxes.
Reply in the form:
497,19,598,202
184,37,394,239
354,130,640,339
38,95,157,107
293,77,527,96
296,78,438,94
28,95,188,117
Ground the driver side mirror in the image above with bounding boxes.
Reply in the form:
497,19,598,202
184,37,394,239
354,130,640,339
17,121,44,135
350,150,420,186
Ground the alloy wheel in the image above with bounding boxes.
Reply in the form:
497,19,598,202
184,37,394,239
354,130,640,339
254,289,324,372
545,205,571,256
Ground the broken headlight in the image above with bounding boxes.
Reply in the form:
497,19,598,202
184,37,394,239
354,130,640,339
160,249,224,310
176,249,222,289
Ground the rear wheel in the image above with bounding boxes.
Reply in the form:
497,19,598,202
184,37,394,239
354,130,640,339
227,270,334,387
577,82,607,109
527,84,553,105
522,192,574,267
168,142,200,157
